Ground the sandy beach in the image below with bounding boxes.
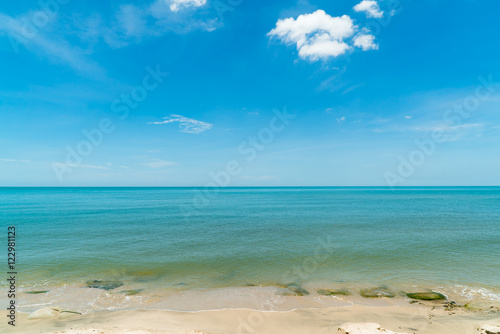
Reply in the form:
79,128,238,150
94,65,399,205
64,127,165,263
3,303,500,334
4,284,500,334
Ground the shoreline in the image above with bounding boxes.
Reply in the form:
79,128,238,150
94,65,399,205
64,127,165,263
11,283,500,314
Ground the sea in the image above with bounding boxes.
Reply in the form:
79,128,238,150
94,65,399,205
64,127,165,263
1,187,499,313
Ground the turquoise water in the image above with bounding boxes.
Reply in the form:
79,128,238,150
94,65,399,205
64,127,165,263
1,187,500,300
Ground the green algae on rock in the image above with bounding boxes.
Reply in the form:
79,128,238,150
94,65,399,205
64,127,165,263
317,288,351,296
118,289,144,296
25,290,49,294
407,292,447,301
60,310,83,315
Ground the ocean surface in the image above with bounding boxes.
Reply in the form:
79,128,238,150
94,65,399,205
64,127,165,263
1,187,500,312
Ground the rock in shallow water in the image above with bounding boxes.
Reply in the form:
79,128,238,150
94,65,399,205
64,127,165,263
360,286,395,298
287,284,309,296
275,283,310,296
406,292,446,301
317,288,351,296
27,307,60,320
86,280,123,290
28,307,83,320
338,322,413,334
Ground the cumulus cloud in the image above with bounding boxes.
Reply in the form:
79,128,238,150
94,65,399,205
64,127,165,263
353,33,378,50
148,114,213,134
169,0,207,12
268,9,378,61
268,10,354,61
353,0,384,18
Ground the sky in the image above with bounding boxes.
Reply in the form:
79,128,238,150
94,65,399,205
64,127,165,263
0,0,499,186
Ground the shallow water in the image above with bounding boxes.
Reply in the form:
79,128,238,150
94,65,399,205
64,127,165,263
1,187,499,310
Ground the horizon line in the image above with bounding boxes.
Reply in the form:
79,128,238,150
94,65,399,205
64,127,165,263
1,185,499,188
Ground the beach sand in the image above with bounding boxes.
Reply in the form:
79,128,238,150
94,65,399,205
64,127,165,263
3,303,499,334
3,285,500,333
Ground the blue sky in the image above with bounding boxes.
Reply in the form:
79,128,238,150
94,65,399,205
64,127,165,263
0,0,499,186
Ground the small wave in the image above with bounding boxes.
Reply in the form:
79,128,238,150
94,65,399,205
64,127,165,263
455,285,500,301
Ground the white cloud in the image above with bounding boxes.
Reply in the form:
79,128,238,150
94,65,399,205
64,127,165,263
169,0,207,12
142,159,176,168
268,9,379,61
404,115,413,119
353,0,384,18
353,33,378,50
268,10,355,61
148,114,213,134
337,116,346,123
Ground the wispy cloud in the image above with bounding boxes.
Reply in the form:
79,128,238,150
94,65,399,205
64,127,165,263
409,122,486,141
0,158,33,163
0,12,105,78
141,159,176,168
71,0,219,49
372,121,487,140
411,122,485,133
342,82,366,95
73,164,110,169
148,114,213,134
